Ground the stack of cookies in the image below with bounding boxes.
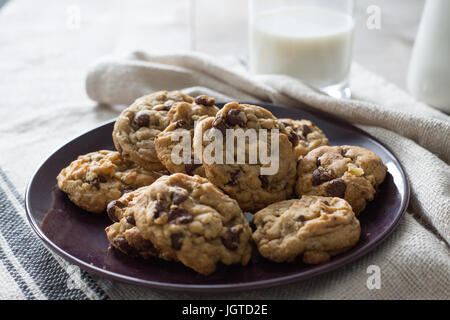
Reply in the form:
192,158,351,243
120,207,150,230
57,90,387,275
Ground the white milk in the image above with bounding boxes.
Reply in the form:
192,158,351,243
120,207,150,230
249,6,354,89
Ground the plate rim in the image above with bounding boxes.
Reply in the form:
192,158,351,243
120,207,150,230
24,101,410,293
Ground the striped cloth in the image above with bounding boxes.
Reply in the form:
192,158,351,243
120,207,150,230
0,169,107,299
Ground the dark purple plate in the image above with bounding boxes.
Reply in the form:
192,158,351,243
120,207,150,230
25,101,409,292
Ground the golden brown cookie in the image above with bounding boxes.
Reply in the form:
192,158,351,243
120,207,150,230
252,196,360,264
155,96,219,176
279,118,329,160
296,145,387,214
131,173,253,275
105,187,161,259
193,102,297,212
57,150,164,213
112,91,194,171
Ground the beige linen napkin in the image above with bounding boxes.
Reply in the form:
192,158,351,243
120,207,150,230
86,51,450,299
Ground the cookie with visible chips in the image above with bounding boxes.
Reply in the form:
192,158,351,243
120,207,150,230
193,102,297,212
296,145,387,214
253,196,361,264
112,91,195,171
279,118,329,160
57,150,164,213
105,187,162,259
131,173,253,275
155,95,219,176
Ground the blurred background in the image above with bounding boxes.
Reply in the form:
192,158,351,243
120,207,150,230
0,0,425,91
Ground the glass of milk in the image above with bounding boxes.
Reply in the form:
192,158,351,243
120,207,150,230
249,0,355,98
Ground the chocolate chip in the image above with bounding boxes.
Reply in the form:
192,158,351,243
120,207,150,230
185,161,201,175
297,215,306,222
175,120,186,128
323,200,330,206
225,109,244,127
155,199,166,211
172,192,188,205
259,175,269,188
89,178,100,189
227,169,240,185
126,215,135,225
171,233,184,250
300,124,311,137
134,111,150,127
341,148,348,157
141,239,158,253
312,169,333,186
326,179,347,198
106,200,124,222
175,215,193,224
212,117,227,136
89,175,106,188
288,132,299,145
222,226,242,251
153,199,168,219
168,206,193,224
195,95,216,106
316,158,321,167
113,237,133,254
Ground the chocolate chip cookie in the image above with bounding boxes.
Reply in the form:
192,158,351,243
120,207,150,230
113,91,195,171
131,173,253,275
105,187,161,259
193,102,297,212
252,196,361,264
279,118,329,160
296,145,387,214
155,96,219,176
56,150,164,213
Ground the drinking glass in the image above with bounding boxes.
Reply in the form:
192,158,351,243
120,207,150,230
249,0,355,98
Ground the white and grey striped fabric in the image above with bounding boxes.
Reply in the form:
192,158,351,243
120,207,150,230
0,169,107,300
